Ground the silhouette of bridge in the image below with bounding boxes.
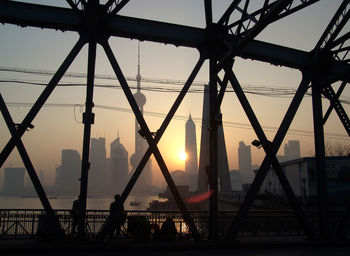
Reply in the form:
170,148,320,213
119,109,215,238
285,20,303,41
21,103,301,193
0,0,350,243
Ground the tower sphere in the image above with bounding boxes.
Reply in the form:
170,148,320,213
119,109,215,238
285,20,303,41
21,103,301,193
134,91,146,107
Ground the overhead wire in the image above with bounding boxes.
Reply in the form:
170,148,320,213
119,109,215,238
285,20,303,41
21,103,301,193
1,66,349,140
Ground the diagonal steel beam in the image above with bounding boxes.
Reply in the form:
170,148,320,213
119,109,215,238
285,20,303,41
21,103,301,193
323,81,347,124
228,0,320,33
218,0,293,70
102,39,202,241
0,94,63,237
216,60,234,108
106,0,130,16
322,83,350,136
315,0,350,52
235,0,250,36
218,0,242,26
117,56,205,207
0,38,85,168
225,68,315,239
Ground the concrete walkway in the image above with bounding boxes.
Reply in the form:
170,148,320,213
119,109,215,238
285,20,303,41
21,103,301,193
1,237,349,255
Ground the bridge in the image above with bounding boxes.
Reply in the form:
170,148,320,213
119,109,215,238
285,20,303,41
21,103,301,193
0,0,350,244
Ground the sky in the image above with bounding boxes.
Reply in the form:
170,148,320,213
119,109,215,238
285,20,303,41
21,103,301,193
0,0,349,188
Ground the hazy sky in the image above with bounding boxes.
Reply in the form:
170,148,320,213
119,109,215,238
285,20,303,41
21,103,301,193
0,0,349,187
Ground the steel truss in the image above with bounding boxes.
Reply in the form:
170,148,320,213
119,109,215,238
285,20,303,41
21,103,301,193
0,0,349,241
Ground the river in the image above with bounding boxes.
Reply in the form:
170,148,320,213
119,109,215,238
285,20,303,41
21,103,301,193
0,195,164,211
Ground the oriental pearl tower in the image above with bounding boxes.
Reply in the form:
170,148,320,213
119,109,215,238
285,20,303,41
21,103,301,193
129,42,153,193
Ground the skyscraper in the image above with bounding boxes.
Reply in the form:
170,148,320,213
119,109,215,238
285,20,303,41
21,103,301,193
129,42,153,193
2,167,25,196
109,136,129,194
55,149,81,195
197,85,232,192
89,137,107,193
284,140,301,161
185,114,198,191
238,141,253,184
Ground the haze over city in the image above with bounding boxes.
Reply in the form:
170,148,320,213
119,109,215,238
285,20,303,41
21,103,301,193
1,0,349,191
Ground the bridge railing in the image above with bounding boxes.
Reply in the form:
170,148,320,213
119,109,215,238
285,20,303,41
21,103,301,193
0,209,347,240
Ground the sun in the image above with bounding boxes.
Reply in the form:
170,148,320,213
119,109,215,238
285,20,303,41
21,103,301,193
179,150,187,161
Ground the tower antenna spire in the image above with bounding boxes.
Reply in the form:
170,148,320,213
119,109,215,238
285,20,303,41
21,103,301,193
136,41,141,92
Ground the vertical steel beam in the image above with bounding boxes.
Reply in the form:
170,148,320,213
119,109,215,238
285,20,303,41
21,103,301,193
78,0,98,238
102,40,202,241
204,0,213,27
78,39,97,238
208,58,218,240
0,38,85,168
0,94,62,236
311,81,330,239
225,69,315,239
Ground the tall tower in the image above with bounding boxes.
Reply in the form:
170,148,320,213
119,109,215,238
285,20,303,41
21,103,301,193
238,141,253,184
185,114,198,191
197,85,232,192
129,42,153,193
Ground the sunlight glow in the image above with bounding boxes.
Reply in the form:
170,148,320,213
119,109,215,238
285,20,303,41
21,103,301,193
179,150,187,161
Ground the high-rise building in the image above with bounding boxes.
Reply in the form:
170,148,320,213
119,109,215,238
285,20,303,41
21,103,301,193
238,141,253,184
2,167,25,196
109,136,129,194
197,85,232,192
284,140,301,161
185,114,198,191
55,149,81,195
89,137,107,193
129,42,152,193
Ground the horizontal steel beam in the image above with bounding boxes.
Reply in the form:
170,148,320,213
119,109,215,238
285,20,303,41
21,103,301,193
0,0,349,80
0,1,81,32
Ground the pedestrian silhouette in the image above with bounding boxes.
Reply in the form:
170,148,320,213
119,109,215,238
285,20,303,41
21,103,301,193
97,194,126,240
70,196,81,235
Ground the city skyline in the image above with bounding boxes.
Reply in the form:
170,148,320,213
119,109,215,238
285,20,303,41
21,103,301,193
0,1,349,191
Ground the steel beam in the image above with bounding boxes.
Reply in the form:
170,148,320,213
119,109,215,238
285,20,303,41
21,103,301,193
311,81,330,239
0,1,325,70
322,84,350,136
208,58,218,240
117,56,204,206
218,0,293,69
228,0,320,33
78,0,98,238
106,0,130,15
0,94,63,237
218,0,242,25
204,0,213,27
2,0,349,79
225,70,314,239
323,81,347,124
315,0,350,51
0,38,85,168
102,40,202,241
